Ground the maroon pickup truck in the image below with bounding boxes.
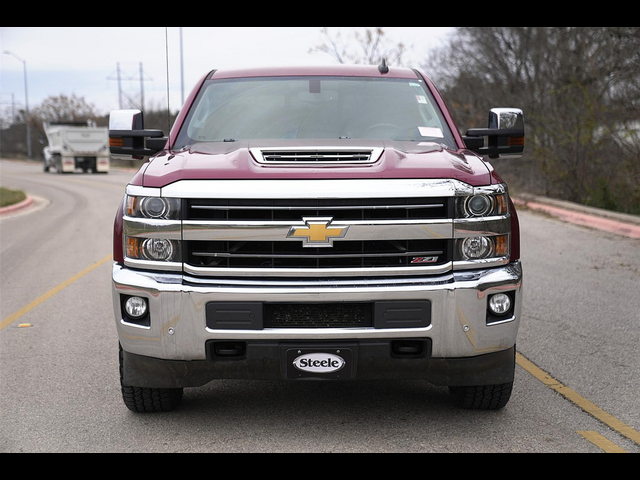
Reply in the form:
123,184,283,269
110,64,525,413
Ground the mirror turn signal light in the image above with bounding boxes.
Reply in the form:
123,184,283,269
508,137,525,147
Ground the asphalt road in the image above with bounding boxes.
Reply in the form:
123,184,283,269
1,159,639,453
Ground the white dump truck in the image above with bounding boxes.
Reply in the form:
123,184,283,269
43,121,110,174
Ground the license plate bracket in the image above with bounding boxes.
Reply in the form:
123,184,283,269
284,346,357,381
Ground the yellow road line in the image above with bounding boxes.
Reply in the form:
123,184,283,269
517,353,640,448
0,255,112,331
578,431,628,453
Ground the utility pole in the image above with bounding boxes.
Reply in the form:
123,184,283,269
139,63,146,112
108,63,152,111
116,63,123,109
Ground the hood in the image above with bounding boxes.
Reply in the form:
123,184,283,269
139,140,492,188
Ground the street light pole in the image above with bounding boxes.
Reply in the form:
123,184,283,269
180,27,185,106
3,51,32,159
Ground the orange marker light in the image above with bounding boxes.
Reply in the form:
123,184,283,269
126,237,141,259
495,235,510,257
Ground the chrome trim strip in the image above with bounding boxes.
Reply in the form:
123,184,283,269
184,262,454,278
487,315,517,327
182,274,454,288
183,220,453,242
124,217,182,240
204,325,434,339
453,257,510,271
126,185,161,197
454,216,511,238
124,258,183,272
128,181,508,201
162,179,472,200
473,184,508,196
117,261,521,292
120,319,151,331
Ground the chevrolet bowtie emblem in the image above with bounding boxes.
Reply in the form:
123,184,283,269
288,218,350,248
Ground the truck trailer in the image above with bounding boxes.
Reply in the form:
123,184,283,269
43,121,110,174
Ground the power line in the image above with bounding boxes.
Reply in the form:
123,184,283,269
107,63,153,111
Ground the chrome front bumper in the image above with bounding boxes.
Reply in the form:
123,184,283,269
112,262,523,363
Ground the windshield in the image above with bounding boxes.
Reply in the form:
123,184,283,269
174,76,458,149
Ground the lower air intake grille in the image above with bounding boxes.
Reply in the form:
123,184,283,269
265,303,373,329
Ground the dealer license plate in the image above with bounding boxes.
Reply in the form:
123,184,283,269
285,347,355,380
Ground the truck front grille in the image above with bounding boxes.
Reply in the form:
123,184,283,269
187,198,449,222
182,194,455,278
187,239,450,270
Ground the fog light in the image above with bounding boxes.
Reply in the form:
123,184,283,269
124,297,148,319
489,294,512,316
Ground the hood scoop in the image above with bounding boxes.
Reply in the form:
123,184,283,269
250,147,384,166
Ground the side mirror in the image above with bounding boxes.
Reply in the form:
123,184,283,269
109,109,167,159
464,108,525,159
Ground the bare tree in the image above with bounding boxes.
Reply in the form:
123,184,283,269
425,27,640,214
34,94,100,125
311,27,407,66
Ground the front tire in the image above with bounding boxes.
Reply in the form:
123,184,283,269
449,382,514,411
119,345,184,413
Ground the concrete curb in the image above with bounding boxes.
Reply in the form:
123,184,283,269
0,196,34,217
514,195,640,240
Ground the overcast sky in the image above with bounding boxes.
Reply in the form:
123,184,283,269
1,27,453,116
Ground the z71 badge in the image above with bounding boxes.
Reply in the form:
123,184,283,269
411,256,439,265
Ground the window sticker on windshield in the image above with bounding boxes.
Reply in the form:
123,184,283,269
419,127,444,138
416,96,428,104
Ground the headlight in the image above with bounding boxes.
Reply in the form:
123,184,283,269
454,186,511,270
457,192,508,218
460,236,492,260
142,238,174,261
456,235,510,262
126,196,181,220
466,195,493,217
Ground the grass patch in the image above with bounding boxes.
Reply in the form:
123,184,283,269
0,187,27,208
